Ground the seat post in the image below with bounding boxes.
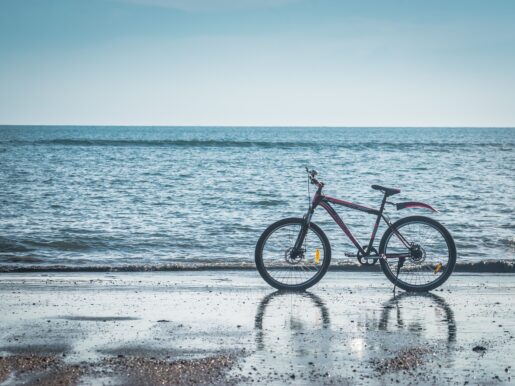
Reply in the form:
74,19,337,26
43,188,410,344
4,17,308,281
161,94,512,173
379,192,388,214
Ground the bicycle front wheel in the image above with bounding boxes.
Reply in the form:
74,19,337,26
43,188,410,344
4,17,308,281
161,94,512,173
255,218,331,291
379,216,456,292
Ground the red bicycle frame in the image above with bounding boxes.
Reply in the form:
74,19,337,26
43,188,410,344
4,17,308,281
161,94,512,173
293,174,425,260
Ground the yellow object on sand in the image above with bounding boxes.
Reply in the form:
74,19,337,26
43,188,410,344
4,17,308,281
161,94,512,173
315,249,320,264
434,263,443,274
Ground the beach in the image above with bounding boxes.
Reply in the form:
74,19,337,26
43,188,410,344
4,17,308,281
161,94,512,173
1,270,514,385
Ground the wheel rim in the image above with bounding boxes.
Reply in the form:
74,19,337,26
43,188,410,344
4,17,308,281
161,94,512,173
383,221,451,289
260,223,326,288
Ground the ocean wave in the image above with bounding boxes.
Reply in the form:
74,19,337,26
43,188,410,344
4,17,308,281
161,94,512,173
0,237,35,252
0,255,44,263
24,238,111,251
0,236,112,252
3,138,513,150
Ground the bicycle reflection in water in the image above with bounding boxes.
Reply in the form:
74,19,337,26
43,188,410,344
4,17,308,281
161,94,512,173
378,292,456,348
246,290,457,383
254,291,331,352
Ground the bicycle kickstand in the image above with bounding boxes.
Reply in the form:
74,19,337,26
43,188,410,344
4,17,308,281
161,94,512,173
393,257,406,295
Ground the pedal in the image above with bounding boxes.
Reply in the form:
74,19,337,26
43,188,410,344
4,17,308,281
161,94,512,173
344,252,355,257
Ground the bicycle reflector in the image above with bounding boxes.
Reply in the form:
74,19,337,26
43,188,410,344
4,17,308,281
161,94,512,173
434,263,443,274
315,249,320,264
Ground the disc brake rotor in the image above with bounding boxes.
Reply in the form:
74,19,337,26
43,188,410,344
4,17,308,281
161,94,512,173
284,247,304,265
409,244,426,264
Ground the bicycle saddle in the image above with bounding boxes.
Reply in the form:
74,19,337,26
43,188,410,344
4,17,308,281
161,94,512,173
371,185,401,196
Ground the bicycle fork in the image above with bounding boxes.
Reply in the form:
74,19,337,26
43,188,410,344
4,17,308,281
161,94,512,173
292,209,313,253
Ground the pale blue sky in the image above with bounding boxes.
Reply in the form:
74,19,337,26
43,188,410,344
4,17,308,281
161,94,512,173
1,0,514,126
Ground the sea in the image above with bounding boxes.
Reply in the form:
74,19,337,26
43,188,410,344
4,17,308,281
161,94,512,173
0,126,514,270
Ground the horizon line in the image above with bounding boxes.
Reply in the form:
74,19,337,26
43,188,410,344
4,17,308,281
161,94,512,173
1,124,515,129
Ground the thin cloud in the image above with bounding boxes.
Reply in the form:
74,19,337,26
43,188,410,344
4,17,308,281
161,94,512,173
113,0,300,12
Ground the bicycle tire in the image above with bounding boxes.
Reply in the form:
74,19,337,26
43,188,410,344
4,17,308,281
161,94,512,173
379,216,456,292
255,217,331,291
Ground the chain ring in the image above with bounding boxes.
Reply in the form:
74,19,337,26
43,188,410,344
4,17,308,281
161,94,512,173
357,246,379,266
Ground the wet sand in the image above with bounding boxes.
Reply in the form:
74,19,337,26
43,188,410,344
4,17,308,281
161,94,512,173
0,271,514,385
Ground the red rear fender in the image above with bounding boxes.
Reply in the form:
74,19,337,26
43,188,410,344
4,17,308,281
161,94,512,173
396,201,438,213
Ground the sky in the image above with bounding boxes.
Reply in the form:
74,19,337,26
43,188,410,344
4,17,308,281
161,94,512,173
0,0,514,126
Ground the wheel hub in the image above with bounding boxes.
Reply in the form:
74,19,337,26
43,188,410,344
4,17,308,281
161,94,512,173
410,244,426,263
284,247,304,265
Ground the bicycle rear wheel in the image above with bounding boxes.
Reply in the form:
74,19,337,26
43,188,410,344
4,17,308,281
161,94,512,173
255,218,331,291
379,216,456,292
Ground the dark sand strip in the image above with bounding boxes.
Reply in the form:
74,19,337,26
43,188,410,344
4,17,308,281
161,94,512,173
1,259,514,273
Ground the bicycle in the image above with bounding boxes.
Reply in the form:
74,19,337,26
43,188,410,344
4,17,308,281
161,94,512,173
255,168,457,292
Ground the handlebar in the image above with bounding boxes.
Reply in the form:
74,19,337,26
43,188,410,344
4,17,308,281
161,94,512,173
305,167,324,188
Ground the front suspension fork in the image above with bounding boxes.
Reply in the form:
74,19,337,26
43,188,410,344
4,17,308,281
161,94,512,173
293,210,313,252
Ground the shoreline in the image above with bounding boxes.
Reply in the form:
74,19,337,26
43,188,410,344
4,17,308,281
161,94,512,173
1,259,515,273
